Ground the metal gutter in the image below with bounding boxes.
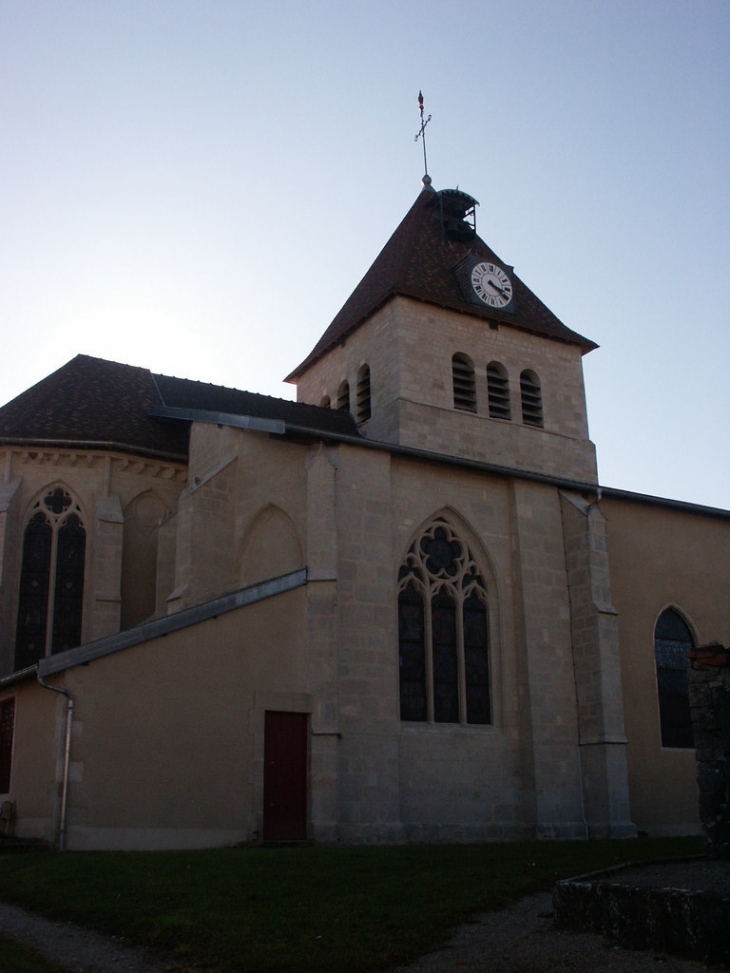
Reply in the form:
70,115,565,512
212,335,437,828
0,437,188,463
38,568,308,676
0,664,39,689
280,422,604,495
36,674,74,851
147,403,604,496
599,486,730,521
148,405,285,435
162,406,726,519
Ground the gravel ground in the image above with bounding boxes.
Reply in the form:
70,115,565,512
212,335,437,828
386,891,717,973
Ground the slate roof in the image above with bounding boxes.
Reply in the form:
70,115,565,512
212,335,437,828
0,355,359,460
287,185,597,381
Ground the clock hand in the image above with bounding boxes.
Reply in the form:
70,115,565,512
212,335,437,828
487,280,508,298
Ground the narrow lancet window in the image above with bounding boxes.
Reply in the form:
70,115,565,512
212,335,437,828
654,608,694,748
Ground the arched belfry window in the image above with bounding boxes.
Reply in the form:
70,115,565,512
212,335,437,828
356,364,371,423
452,354,477,413
15,487,86,670
398,519,490,725
520,369,543,427
654,608,694,749
487,361,511,419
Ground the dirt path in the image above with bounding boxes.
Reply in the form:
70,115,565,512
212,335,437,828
0,901,170,972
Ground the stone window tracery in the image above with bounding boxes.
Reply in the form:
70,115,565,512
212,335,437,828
15,487,86,670
398,519,490,725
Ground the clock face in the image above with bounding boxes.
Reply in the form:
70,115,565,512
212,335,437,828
470,262,513,309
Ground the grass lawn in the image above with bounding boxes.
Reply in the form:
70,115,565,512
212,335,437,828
0,837,702,973
0,932,65,973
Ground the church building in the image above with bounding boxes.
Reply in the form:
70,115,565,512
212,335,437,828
0,180,728,849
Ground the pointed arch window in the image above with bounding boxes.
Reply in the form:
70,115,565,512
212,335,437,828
452,354,477,413
320,395,331,409
398,520,490,725
356,364,371,423
654,608,694,749
520,369,543,427
487,361,511,419
15,487,86,670
337,380,350,414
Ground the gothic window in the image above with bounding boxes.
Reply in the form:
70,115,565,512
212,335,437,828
520,369,543,427
356,364,371,423
654,608,694,749
15,487,86,670
398,520,491,724
320,395,331,408
452,354,477,413
337,380,350,413
487,361,511,419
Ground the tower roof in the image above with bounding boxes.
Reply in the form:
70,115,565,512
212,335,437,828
286,186,597,382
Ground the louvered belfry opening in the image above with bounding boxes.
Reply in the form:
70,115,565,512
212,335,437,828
452,354,476,413
487,362,511,420
356,364,371,423
520,369,543,427
337,380,350,413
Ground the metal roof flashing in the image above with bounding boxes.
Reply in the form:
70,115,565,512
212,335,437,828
36,569,308,677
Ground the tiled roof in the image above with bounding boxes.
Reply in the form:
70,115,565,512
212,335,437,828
287,186,597,381
0,355,359,460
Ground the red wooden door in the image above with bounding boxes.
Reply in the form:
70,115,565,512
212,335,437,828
263,711,308,842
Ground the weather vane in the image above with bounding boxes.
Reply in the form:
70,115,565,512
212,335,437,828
414,91,431,183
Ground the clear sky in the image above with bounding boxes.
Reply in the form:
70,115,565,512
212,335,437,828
1,1,728,509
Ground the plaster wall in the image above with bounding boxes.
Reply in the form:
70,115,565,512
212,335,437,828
0,683,59,840
7,584,309,850
603,496,730,836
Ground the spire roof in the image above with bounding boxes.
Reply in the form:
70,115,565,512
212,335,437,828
286,186,597,381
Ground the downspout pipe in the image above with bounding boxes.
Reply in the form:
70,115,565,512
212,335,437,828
37,673,74,851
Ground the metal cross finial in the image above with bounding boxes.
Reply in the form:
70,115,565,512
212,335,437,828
414,90,431,181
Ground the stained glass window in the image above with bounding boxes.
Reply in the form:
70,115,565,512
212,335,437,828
654,608,694,749
398,520,490,725
15,489,86,669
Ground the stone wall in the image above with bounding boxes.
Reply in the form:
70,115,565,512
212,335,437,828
689,644,730,859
